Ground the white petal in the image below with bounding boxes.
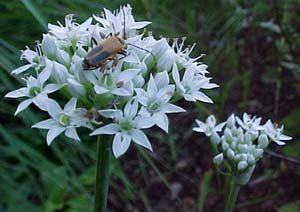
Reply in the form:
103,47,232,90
194,91,213,103
272,139,286,145
32,119,57,129
123,51,140,63
153,112,169,133
134,116,154,129
33,95,51,111
46,126,65,145
134,88,148,106
15,99,32,115
11,64,34,75
44,84,63,93
90,124,119,136
64,98,77,112
130,129,152,151
172,64,184,90
183,94,196,102
154,71,169,89
130,21,151,29
117,69,140,83
124,99,138,118
46,100,62,119
112,133,131,158
99,109,120,118
279,134,292,141
38,65,52,84
193,127,205,133
111,88,131,96
147,75,157,98
5,87,28,98
94,85,109,94
161,103,186,113
65,127,80,141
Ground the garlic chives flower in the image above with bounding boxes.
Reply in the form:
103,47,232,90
194,113,292,184
6,4,217,158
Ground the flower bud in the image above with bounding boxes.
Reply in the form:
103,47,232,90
226,149,235,159
244,132,252,143
237,161,248,171
247,154,256,165
52,62,69,84
152,38,170,58
226,114,236,128
224,128,233,142
258,134,269,149
211,131,221,145
67,78,86,98
213,153,224,165
221,139,229,151
42,34,57,58
157,49,176,72
132,74,145,88
252,148,264,158
56,49,71,67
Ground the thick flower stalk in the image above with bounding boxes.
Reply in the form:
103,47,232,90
193,113,292,212
6,4,218,158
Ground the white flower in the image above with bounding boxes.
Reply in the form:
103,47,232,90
193,115,225,136
11,46,44,75
263,120,292,145
87,65,140,97
48,14,94,47
172,63,217,103
90,99,153,158
236,113,264,135
5,68,61,114
93,4,151,38
32,98,88,145
135,72,185,132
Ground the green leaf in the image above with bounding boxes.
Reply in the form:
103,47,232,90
278,201,300,212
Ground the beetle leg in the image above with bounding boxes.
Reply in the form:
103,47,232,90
119,50,127,56
99,32,106,39
91,37,98,47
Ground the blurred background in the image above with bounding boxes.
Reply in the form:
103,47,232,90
0,0,300,211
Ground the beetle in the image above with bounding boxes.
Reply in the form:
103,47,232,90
82,34,128,70
82,8,155,71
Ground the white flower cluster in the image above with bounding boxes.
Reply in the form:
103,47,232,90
193,113,291,183
5,5,217,158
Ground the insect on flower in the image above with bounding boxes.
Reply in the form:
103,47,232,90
82,8,155,71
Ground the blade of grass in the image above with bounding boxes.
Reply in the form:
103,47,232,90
197,170,213,212
20,0,47,30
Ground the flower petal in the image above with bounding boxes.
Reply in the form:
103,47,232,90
130,129,152,151
65,127,80,141
152,112,169,133
112,133,131,158
46,126,65,145
11,64,34,75
90,124,119,136
15,99,32,115
32,119,57,129
5,87,28,98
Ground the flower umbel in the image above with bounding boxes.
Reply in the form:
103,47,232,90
6,4,217,158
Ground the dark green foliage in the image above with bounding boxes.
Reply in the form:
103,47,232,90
1,0,300,211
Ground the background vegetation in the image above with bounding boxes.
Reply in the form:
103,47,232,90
0,0,300,211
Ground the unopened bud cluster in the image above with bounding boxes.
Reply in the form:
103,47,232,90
194,113,291,184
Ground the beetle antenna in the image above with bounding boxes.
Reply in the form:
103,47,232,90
127,43,156,64
122,7,126,39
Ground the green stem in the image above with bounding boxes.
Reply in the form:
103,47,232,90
224,176,241,212
94,135,111,212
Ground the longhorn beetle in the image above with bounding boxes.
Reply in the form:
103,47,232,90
82,8,155,71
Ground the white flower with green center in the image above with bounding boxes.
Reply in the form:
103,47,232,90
172,63,218,103
263,120,292,145
48,14,94,47
193,115,225,136
236,113,264,135
86,65,141,97
90,99,153,158
32,98,88,145
5,68,62,115
11,46,45,75
135,71,185,132
93,4,151,38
